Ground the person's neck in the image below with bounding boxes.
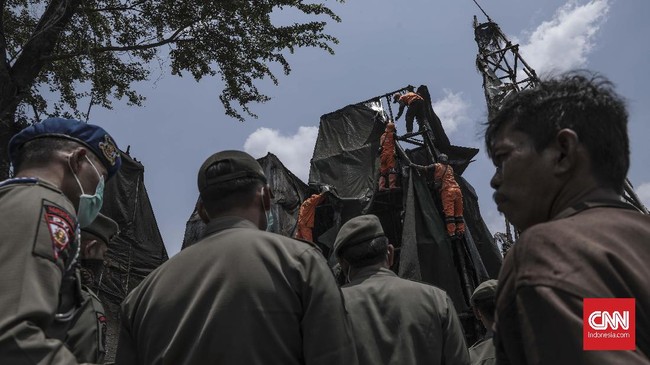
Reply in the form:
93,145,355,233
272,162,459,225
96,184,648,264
210,207,262,229
548,181,620,220
349,262,388,280
16,167,63,187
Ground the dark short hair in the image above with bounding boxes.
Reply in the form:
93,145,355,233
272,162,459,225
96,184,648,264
474,298,496,322
12,137,81,172
200,160,265,215
339,236,388,268
485,71,629,193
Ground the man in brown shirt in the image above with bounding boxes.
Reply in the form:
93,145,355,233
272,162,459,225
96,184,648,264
485,71,650,363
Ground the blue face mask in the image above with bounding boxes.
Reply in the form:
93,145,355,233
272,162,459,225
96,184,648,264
69,155,105,228
260,187,274,232
266,209,275,232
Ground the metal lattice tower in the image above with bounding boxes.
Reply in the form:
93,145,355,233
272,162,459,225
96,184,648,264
471,7,648,253
473,15,539,120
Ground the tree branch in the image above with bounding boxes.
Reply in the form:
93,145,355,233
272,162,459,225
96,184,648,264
82,0,148,14
42,26,193,62
11,0,83,91
0,0,7,65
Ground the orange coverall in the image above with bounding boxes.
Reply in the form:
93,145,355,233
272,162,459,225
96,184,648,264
295,193,326,241
378,123,398,191
395,92,426,133
430,163,464,236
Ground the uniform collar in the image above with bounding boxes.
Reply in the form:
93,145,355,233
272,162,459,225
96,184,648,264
552,198,639,221
348,266,396,283
202,216,259,238
0,176,63,194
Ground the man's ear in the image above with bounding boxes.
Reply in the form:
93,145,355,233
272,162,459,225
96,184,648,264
262,185,271,210
67,147,88,174
553,128,581,175
197,199,210,224
82,239,96,258
387,243,395,268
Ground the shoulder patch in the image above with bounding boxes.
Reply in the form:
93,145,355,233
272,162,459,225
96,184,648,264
44,204,77,261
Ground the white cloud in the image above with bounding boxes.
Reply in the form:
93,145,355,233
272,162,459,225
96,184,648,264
431,89,470,134
243,126,318,182
636,182,650,210
520,0,610,75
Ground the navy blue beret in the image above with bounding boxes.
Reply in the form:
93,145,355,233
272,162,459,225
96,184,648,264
9,118,122,180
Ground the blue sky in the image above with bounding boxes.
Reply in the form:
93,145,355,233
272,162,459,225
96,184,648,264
84,0,650,256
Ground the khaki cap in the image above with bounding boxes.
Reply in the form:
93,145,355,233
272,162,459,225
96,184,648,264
470,279,498,305
197,150,266,193
333,214,385,257
81,213,119,245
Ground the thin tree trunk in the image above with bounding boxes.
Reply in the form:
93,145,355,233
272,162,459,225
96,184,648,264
0,70,19,179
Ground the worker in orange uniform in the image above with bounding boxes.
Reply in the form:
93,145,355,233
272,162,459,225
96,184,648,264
295,189,328,242
377,122,399,191
393,91,427,134
411,154,465,238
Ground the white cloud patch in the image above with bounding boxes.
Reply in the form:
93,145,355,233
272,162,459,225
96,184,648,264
636,182,650,210
431,89,470,134
520,0,610,74
244,126,318,182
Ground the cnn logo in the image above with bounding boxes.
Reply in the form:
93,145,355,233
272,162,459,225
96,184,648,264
583,298,635,351
587,310,629,330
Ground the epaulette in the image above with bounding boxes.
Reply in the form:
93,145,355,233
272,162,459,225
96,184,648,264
293,237,322,252
0,177,38,188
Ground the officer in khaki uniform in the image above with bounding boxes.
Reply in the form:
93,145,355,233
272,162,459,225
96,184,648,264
468,280,497,365
65,213,119,363
116,150,357,365
335,214,470,365
0,118,121,364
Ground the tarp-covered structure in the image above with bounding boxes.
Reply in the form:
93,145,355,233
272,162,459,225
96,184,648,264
98,151,168,362
182,152,310,248
308,86,502,342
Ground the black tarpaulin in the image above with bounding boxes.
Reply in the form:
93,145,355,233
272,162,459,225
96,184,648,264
98,151,168,362
182,152,310,249
406,143,479,176
307,89,501,324
309,103,386,203
458,176,502,279
399,170,467,310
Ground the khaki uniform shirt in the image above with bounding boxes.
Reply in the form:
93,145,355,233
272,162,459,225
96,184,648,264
469,334,496,365
342,267,470,365
495,205,650,364
116,216,357,365
65,285,107,363
0,178,86,364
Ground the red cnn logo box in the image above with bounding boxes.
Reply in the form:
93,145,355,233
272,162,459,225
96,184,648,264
583,298,635,351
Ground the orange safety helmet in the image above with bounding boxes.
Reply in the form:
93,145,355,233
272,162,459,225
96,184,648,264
386,122,396,131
